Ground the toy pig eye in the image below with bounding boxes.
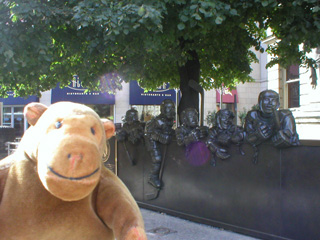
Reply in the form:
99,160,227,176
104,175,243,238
55,121,62,129
91,127,95,135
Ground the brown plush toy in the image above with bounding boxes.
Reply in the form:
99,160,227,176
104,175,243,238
0,101,147,240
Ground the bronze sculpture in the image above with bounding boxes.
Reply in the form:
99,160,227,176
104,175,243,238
144,99,176,189
206,109,245,166
175,108,211,166
116,109,144,144
116,109,144,165
175,108,208,147
245,90,300,163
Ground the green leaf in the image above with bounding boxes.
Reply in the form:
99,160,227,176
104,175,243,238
138,6,145,16
192,13,201,20
177,23,185,30
180,15,188,22
82,21,88,27
4,50,14,59
312,6,320,12
190,5,198,10
215,16,223,24
230,9,237,16
199,8,206,14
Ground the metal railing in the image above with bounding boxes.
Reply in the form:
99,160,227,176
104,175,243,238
5,140,20,156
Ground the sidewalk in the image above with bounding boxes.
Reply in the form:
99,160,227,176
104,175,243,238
141,208,260,240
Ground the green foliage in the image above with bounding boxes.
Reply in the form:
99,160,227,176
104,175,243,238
265,0,320,70
0,0,319,97
251,103,260,111
238,107,248,127
206,110,217,127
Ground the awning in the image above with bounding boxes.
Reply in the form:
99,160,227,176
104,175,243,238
129,81,177,105
0,92,39,105
51,81,115,105
216,89,238,103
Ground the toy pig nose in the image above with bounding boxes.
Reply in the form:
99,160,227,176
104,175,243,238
68,153,83,161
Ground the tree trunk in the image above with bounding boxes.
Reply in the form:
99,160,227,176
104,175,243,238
177,50,200,124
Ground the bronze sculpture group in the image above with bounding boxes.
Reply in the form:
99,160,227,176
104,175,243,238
117,90,300,193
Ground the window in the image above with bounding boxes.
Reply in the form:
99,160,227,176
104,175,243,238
2,106,26,137
286,64,300,108
133,105,161,122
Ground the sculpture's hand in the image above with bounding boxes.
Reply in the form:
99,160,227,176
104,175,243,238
271,129,292,147
231,131,244,144
216,147,231,160
257,122,273,139
190,128,201,141
198,126,208,139
159,133,171,144
128,134,138,144
217,133,231,146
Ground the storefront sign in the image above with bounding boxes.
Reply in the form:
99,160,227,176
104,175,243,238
216,89,238,103
129,81,177,105
51,79,115,104
0,92,39,105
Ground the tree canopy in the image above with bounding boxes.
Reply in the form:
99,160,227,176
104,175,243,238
0,0,319,97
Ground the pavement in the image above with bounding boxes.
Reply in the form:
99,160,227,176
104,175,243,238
141,208,261,240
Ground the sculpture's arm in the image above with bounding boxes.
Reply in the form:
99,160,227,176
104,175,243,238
175,127,187,146
272,111,300,147
151,129,172,144
96,168,147,240
146,118,172,144
115,129,127,142
244,111,272,144
205,138,230,160
231,127,245,144
176,126,206,146
128,124,144,144
244,113,258,144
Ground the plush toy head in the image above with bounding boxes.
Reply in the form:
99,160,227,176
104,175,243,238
21,102,115,202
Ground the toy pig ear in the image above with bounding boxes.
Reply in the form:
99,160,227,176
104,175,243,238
102,119,115,139
24,102,48,126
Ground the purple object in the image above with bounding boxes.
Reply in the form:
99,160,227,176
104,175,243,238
185,141,210,166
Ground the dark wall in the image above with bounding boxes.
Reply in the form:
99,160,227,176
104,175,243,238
0,127,15,155
115,137,320,240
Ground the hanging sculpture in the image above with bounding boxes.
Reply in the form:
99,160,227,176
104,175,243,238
144,99,176,190
175,108,208,147
175,108,211,166
116,109,144,165
244,90,300,163
206,109,245,166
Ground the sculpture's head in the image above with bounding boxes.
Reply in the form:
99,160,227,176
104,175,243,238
258,90,280,115
216,109,234,130
125,109,139,124
21,102,115,202
181,108,199,128
160,99,175,120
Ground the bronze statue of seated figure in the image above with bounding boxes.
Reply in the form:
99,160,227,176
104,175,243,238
175,108,208,147
206,109,245,166
244,90,300,163
116,109,144,145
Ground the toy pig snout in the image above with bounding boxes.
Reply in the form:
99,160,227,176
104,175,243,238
47,134,102,177
68,153,84,170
